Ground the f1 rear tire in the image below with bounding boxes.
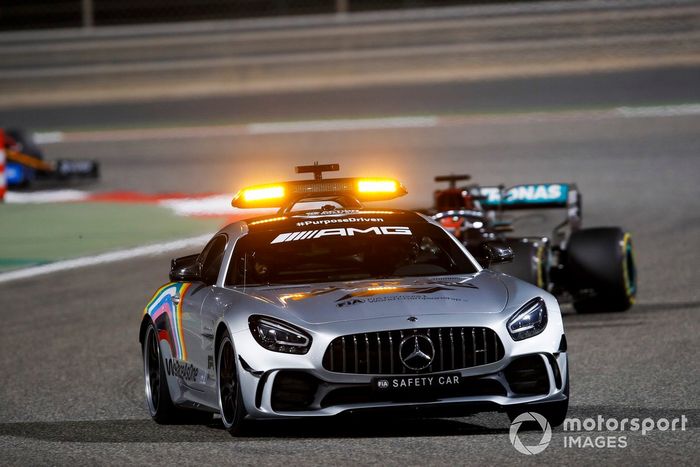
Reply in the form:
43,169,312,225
566,227,636,313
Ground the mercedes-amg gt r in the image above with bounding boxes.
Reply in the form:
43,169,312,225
140,164,569,435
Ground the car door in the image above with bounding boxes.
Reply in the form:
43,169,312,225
179,234,228,401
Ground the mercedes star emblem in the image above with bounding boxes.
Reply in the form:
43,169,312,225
399,334,435,371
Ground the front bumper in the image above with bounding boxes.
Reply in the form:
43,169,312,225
232,320,568,419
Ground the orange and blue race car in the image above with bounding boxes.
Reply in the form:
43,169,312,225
3,128,99,188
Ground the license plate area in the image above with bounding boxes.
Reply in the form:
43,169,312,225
372,372,462,396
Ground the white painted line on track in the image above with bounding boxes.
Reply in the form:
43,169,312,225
33,117,438,144
0,235,211,284
30,103,700,145
4,189,89,203
246,116,439,134
32,131,65,144
158,194,233,217
616,103,700,118
157,195,275,217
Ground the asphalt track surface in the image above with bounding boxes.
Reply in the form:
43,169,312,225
1,66,700,131
1,72,700,464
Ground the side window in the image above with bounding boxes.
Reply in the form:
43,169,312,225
198,235,227,285
225,235,246,286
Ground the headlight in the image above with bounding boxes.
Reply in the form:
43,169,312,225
249,316,311,354
507,298,548,341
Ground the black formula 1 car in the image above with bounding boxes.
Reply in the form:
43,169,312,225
2,128,99,188
428,175,636,313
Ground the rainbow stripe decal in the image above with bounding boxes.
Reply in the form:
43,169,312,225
144,282,192,360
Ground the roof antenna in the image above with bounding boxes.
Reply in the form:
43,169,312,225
295,162,340,181
434,174,471,189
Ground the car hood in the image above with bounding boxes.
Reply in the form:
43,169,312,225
239,271,508,325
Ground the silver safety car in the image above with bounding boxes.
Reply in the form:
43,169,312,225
139,164,569,435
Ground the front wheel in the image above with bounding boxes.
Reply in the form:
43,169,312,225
507,371,569,428
507,398,569,428
217,333,246,435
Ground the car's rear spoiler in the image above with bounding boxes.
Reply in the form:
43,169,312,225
472,183,582,232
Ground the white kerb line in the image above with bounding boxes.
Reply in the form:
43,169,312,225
0,234,211,284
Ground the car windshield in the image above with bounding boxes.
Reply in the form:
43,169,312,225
226,222,477,286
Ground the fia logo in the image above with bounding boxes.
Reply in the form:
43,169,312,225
377,379,389,389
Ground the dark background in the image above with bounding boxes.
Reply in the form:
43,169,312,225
0,0,557,31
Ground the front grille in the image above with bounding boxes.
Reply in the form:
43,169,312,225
322,327,504,374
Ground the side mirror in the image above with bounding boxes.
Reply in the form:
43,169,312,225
169,254,201,282
475,242,514,267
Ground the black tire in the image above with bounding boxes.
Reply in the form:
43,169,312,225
142,323,179,424
217,332,246,435
507,370,569,428
566,227,636,313
143,322,213,425
493,238,548,289
507,397,569,429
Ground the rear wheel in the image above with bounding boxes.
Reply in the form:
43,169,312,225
143,323,179,424
566,227,636,313
143,322,213,424
217,333,246,435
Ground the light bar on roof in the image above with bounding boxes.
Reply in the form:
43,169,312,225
232,177,406,209
241,184,285,203
357,178,398,194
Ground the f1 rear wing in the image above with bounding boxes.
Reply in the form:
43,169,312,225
472,183,582,233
